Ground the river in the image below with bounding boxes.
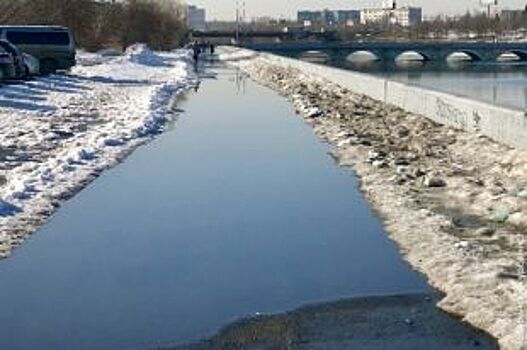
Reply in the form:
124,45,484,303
292,51,527,111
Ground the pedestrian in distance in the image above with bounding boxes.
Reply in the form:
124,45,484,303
192,41,200,64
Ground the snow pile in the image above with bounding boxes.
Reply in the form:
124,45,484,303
0,44,196,258
124,43,167,66
74,43,192,83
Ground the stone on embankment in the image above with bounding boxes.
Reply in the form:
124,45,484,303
506,212,527,227
424,176,447,188
474,227,496,237
490,209,510,223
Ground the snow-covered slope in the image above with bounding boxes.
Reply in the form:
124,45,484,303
0,44,195,257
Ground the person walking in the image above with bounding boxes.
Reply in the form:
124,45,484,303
192,41,201,64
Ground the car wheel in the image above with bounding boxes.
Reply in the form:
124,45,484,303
23,65,30,80
40,59,57,75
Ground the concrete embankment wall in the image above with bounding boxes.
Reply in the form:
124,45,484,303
244,49,527,150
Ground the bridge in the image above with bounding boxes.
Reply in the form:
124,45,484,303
243,41,527,62
190,30,337,43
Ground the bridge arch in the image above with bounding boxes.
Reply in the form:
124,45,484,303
395,50,431,62
499,50,527,61
446,50,483,62
346,50,380,63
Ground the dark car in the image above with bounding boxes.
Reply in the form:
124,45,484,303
0,50,15,81
0,39,26,79
0,26,76,74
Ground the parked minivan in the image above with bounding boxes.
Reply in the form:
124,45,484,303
0,26,75,74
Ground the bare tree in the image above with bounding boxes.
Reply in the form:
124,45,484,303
0,0,188,51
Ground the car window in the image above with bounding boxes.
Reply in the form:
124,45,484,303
6,31,70,46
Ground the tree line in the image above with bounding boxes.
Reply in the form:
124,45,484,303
414,11,527,38
0,0,188,51
334,10,527,41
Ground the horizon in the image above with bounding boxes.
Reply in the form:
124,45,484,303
187,0,527,21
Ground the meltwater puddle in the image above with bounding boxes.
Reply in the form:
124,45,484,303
0,63,496,350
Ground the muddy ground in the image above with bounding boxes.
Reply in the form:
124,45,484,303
170,293,497,350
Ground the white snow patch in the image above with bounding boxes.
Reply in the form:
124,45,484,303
0,43,196,257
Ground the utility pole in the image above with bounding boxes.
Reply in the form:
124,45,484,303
235,0,240,44
243,1,246,35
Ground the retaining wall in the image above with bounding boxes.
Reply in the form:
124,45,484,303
242,49,527,150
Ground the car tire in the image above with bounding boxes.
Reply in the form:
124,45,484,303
23,65,30,79
40,59,58,75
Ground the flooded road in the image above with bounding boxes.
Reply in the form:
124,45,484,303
0,64,495,349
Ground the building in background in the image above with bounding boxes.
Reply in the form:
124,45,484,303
500,7,527,22
335,10,362,26
187,5,206,31
361,1,422,27
298,10,321,26
297,9,360,27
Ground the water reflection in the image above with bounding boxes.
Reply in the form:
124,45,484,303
299,50,330,64
0,64,428,350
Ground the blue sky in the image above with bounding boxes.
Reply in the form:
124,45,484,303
188,0,527,21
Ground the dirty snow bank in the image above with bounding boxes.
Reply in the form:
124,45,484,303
0,44,195,257
220,47,527,350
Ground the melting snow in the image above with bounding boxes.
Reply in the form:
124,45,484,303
0,44,195,257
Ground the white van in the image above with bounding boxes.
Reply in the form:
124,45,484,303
0,26,76,74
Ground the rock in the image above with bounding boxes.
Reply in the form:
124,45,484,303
454,241,470,250
490,209,510,223
306,107,323,118
396,166,408,175
470,178,485,187
450,164,465,176
497,271,520,280
360,139,372,146
337,139,352,148
368,149,386,161
507,212,527,227
413,168,427,178
390,175,407,185
397,127,410,138
475,227,495,237
425,176,447,188
394,157,411,166
372,160,389,169
489,185,507,196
